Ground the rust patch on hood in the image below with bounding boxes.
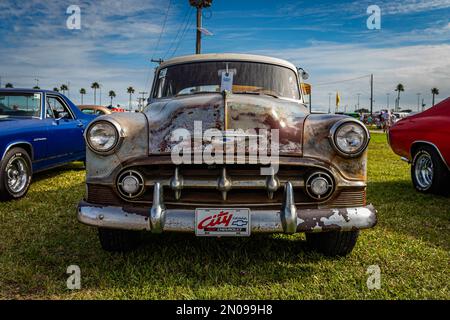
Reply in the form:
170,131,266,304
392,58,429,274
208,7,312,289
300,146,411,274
226,93,307,154
146,94,225,153
145,93,308,155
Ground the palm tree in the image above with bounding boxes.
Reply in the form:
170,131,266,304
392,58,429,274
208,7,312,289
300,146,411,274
60,84,68,95
431,87,439,107
127,87,135,111
108,90,116,106
5,83,13,88
91,82,100,105
80,88,86,105
53,87,59,92
395,84,405,111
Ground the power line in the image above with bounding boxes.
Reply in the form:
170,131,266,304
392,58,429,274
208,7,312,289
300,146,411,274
170,8,195,58
314,74,372,87
151,0,172,60
145,0,172,90
163,6,193,60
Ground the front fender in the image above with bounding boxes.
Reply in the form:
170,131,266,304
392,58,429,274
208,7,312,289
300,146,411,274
85,112,148,183
302,114,368,181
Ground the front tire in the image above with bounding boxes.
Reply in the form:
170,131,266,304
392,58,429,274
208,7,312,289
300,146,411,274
411,146,449,195
306,231,359,257
98,228,141,252
0,147,32,201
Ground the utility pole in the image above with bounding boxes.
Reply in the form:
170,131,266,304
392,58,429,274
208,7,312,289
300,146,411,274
357,93,361,110
370,74,373,115
328,93,332,114
138,91,149,112
189,0,212,54
386,93,390,110
417,93,421,112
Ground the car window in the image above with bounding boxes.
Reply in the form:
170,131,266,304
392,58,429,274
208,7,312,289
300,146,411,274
0,93,41,117
46,96,73,119
81,109,95,115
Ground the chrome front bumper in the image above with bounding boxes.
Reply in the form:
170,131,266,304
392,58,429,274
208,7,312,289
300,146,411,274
78,182,377,234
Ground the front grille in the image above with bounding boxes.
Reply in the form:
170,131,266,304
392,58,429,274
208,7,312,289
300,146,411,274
86,163,366,209
325,188,366,208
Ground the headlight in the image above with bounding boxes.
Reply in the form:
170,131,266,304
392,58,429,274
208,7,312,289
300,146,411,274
86,120,120,153
329,119,370,157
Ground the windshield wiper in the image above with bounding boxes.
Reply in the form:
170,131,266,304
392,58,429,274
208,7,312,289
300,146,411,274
233,91,280,99
175,91,218,97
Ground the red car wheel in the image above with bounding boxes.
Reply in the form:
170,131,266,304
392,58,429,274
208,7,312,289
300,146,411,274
411,145,449,195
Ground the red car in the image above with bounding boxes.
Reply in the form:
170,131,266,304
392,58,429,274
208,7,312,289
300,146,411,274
388,97,450,194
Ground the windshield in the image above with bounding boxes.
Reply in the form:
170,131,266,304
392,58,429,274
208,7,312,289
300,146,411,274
0,92,41,117
152,61,300,100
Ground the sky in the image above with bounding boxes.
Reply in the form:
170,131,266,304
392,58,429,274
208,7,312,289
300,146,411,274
0,0,449,112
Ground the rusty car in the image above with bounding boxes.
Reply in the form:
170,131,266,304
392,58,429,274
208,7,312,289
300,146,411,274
77,53,377,256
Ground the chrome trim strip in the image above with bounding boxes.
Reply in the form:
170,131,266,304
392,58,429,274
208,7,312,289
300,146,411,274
400,157,410,163
1,141,34,161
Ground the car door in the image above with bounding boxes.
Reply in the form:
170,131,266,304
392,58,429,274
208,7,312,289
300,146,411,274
43,94,85,161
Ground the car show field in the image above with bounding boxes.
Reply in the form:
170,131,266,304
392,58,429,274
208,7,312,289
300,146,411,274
1,132,449,299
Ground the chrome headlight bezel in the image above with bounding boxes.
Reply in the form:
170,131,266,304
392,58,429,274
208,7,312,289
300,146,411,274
85,119,124,155
329,118,370,158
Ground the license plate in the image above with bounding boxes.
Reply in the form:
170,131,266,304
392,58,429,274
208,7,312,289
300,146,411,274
195,208,251,237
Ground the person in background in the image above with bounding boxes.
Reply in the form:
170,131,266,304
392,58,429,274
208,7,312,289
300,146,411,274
382,110,390,132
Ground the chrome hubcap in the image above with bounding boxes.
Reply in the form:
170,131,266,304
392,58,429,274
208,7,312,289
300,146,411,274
415,153,433,189
6,157,28,193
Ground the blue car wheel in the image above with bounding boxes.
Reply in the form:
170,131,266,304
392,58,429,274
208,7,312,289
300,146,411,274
0,147,32,201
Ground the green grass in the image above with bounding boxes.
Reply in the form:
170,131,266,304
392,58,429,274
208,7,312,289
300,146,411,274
0,132,449,299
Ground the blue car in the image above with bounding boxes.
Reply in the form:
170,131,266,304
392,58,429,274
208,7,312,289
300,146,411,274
0,89,95,200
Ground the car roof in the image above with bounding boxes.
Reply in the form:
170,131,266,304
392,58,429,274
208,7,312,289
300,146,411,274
0,88,60,94
159,53,299,74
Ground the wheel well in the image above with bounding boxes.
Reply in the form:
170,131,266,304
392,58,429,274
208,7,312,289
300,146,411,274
411,141,449,169
411,142,428,157
6,143,33,160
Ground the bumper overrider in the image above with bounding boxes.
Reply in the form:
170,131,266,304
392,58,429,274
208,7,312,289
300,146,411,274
77,182,377,234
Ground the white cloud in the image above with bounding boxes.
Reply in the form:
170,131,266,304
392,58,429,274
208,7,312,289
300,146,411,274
0,0,176,107
1,0,449,113
381,0,450,15
255,43,450,112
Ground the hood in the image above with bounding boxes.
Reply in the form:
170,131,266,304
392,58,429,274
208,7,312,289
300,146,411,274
145,93,308,155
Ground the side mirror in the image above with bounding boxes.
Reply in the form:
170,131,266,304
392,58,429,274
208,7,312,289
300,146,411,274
297,67,309,80
56,112,69,121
